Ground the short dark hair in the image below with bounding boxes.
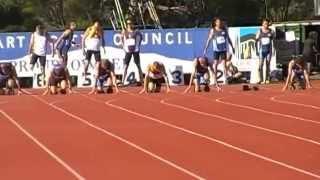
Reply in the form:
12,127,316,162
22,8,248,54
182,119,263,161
36,25,45,30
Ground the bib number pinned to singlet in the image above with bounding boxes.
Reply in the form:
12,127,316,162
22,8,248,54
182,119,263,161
125,38,136,46
216,36,226,44
261,37,270,45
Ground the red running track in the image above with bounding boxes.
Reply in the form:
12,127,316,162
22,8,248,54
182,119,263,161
0,81,319,180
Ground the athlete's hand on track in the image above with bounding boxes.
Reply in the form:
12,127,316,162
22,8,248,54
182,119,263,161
183,86,191,94
115,88,120,94
216,86,222,92
88,89,97,95
42,89,49,96
281,85,287,92
139,89,146,94
17,90,23,96
68,89,73,95
166,88,171,93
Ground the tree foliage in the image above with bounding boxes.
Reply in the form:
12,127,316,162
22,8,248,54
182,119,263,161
0,0,316,31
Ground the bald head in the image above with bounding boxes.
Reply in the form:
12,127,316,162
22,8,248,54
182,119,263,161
198,57,208,66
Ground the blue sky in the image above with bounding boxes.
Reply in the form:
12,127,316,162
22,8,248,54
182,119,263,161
240,27,259,37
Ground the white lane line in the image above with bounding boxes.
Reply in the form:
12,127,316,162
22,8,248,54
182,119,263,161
0,110,85,180
120,90,320,146
33,95,205,180
99,97,320,179
161,99,320,146
0,101,8,105
216,97,320,125
271,95,320,110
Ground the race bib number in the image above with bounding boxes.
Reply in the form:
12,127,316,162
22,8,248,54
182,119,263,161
261,37,270,45
216,36,226,44
125,38,136,46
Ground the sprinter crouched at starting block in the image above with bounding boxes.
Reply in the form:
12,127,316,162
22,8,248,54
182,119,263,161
0,63,23,95
140,61,170,94
282,57,312,91
184,56,221,93
89,59,119,94
43,61,73,95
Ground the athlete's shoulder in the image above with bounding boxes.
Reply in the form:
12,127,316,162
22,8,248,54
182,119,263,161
64,29,72,35
84,26,92,33
159,62,165,68
45,32,51,38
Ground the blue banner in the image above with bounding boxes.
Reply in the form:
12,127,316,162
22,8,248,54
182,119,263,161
0,28,217,61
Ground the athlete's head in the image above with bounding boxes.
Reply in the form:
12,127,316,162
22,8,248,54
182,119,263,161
153,61,163,71
93,20,101,28
0,63,6,69
36,25,45,35
68,22,77,30
198,57,208,67
294,57,306,68
101,59,111,69
212,17,222,29
0,63,12,74
262,19,270,29
126,19,134,29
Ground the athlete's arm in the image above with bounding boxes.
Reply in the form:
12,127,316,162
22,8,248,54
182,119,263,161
270,30,275,55
101,29,105,46
101,29,106,49
184,60,197,93
43,70,53,95
28,33,34,54
46,32,55,56
136,31,143,49
12,67,22,95
255,31,261,56
282,60,294,91
55,30,70,49
65,69,73,94
46,32,55,43
140,67,150,94
119,30,125,47
203,29,214,55
303,68,312,89
226,31,235,53
82,28,90,55
161,64,170,93
110,71,119,93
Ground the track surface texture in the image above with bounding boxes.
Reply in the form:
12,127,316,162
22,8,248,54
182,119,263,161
1,81,320,180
